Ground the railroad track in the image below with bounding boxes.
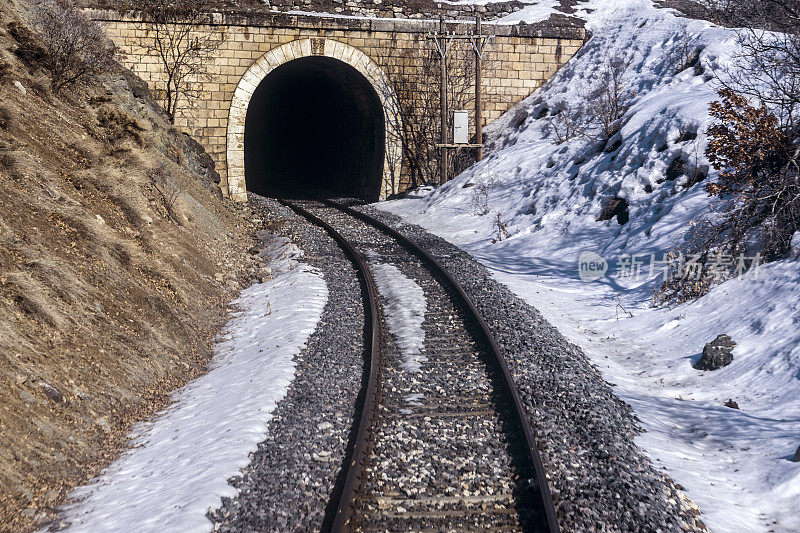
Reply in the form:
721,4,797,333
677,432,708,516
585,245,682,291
279,199,558,533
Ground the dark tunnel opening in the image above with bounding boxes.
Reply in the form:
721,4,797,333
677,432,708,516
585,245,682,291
244,56,386,202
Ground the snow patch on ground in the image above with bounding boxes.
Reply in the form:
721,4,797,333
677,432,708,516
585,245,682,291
441,0,561,24
368,253,427,372
495,0,561,25
288,0,559,25
378,1,800,530
58,239,327,532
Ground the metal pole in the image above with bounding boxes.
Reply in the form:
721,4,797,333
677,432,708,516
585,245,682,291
475,11,483,162
439,16,448,186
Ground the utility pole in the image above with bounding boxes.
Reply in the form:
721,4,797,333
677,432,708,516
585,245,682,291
438,16,449,186
429,15,490,184
469,8,491,162
474,10,484,161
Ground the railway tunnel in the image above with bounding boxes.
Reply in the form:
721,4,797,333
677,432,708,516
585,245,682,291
244,56,386,202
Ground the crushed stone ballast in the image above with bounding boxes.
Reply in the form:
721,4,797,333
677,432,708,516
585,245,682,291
211,195,703,532
281,198,557,532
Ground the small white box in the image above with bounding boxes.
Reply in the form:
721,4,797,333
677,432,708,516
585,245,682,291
453,110,469,144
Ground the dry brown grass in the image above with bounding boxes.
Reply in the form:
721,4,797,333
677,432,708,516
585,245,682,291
0,106,14,130
0,2,253,531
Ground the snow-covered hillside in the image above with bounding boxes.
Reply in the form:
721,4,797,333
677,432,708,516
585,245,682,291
379,1,800,530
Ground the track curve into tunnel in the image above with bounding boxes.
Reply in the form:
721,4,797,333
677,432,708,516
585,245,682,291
244,56,386,202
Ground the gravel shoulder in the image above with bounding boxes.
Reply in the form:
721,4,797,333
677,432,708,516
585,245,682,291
209,196,365,531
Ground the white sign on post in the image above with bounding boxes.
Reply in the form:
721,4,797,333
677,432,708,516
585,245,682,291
454,110,469,144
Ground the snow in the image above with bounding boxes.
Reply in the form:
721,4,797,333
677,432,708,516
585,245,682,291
368,252,427,372
440,0,561,25
58,238,327,532
378,1,800,531
287,0,560,25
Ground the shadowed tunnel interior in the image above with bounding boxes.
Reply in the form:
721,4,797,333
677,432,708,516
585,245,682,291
245,56,386,202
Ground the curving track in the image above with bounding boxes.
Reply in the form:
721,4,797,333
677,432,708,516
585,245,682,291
279,199,558,533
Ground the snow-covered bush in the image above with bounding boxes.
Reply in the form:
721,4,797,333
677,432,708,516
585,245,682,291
656,3,800,303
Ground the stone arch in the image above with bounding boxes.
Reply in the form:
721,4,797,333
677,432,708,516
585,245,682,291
226,38,402,202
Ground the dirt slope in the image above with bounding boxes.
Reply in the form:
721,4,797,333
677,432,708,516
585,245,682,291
0,2,256,530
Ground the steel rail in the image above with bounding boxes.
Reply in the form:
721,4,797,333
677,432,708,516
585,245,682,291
277,199,382,533
320,198,560,533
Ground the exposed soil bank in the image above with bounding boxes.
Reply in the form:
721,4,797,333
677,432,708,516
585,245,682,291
0,2,260,530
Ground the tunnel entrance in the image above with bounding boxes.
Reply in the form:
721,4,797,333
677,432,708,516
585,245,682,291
244,56,386,202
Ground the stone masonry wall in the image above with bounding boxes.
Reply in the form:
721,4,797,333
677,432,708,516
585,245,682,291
93,10,584,199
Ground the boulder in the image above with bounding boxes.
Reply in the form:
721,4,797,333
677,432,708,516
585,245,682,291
724,399,739,410
38,381,65,403
694,334,735,371
597,197,629,225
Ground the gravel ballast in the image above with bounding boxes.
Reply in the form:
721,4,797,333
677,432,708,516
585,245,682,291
210,195,706,532
300,201,537,530
356,203,707,532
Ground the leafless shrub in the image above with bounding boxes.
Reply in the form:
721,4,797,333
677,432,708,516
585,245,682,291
546,56,635,144
584,56,636,139
653,261,712,306
149,162,182,224
0,60,11,81
469,171,496,216
546,102,587,144
491,213,512,243
683,133,708,188
669,28,703,75
509,106,529,130
96,107,145,148
31,0,115,91
139,0,223,124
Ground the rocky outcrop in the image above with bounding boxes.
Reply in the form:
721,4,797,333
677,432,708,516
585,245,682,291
694,334,736,371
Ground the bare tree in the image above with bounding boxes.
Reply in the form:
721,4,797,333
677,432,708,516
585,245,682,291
140,0,223,124
372,41,427,192
31,0,115,92
546,55,634,143
374,35,480,191
719,5,800,129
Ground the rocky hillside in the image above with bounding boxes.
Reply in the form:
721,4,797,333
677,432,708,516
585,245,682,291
0,1,260,530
